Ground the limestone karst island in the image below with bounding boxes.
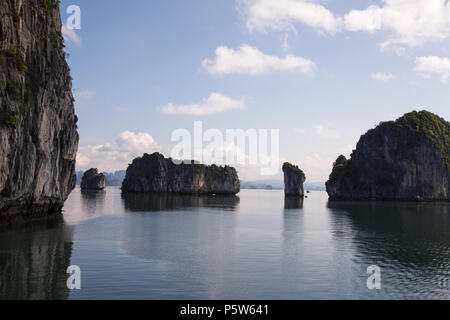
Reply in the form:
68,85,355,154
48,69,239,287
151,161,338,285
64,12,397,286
81,168,106,191
326,111,449,201
0,0,449,303
121,152,240,195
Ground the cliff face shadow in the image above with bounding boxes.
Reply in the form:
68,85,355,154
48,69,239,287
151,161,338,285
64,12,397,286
284,197,304,210
121,193,240,212
0,219,74,300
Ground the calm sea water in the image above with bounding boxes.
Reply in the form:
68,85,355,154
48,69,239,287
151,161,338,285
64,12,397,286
0,187,448,300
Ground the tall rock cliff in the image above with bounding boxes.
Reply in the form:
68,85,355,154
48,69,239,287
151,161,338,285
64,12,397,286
121,153,240,195
0,0,78,221
282,162,306,197
326,111,449,201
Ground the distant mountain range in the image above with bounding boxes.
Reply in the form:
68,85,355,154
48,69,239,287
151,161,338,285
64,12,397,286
240,180,325,191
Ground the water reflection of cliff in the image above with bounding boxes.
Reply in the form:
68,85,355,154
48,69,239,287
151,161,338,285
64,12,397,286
117,193,239,298
327,201,450,298
80,190,106,215
121,193,240,212
284,197,304,210
0,219,74,299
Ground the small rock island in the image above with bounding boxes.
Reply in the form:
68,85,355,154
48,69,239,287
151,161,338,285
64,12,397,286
326,110,449,201
282,162,306,197
81,169,106,190
121,153,240,195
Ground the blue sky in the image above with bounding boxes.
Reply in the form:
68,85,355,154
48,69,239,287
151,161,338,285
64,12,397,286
60,0,450,181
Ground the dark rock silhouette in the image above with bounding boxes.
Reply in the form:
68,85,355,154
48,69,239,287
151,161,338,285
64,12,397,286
282,162,306,197
77,170,126,186
81,169,106,190
326,110,449,201
121,153,240,195
0,0,78,221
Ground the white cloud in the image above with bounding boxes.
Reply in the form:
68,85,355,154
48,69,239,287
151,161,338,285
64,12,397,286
282,35,290,52
415,56,450,83
161,92,245,116
193,141,257,166
293,128,307,136
116,131,158,153
62,24,82,47
76,131,161,172
296,143,355,182
344,5,382,34
344,0,450,47
371,72,397,81
243,0,343,34
297,152,335,182
314,125,339,139
293,125,340,139
74,90,94,101
202,44,316,75
301,153,323,169
242,0,450,48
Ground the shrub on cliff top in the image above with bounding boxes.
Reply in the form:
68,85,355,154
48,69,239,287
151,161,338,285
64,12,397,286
333,155,348,167
282,162,303,173
394,110,449,170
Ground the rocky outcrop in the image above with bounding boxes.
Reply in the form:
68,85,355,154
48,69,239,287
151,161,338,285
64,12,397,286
121,153,240,195
282,162,306,197
0,0,78,221
326,111,449,201
81,169,106,190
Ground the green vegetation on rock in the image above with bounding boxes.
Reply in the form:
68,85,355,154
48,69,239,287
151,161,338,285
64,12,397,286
0,108,17,127
282,162,303,173
6,80,20,100
393,110,449,170
1,48,28,75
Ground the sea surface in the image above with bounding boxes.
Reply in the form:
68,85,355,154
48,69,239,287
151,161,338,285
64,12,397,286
0,187,449,300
